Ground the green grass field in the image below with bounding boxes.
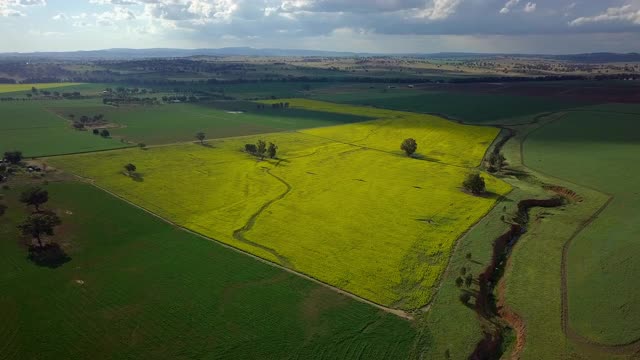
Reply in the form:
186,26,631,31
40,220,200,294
524,108,640,345
48,101,371,145
312,89,583,123
0,182,419,359
0,83,82,94
49,102,509,309
0,101,127,157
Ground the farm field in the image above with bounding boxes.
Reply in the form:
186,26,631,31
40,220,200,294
524,108,640,345
0,182,419,360
312,89,584,123
48,103,510,310
262,99,499,167
0,82,82,93
48,101,371,145
0,101,127,157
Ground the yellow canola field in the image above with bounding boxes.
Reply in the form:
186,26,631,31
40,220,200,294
0,83,82,93
50,104,510,309
261,99,498,167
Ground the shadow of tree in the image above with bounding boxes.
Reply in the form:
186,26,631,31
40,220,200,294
28,243,71,268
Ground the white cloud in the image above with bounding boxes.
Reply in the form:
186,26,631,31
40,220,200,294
570,5,640,26
415,0,463,21
52,12,66,20
0,8,23,16
96,6,136,26
500,0,519,14
89,0,138,5
0,0,45,17
524,2,536,13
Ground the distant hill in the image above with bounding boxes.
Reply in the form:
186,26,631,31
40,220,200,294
0,47,363,60
546,53,640,63
0,48,639,62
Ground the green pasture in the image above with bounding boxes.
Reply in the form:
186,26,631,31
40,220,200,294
313,90,583,123
0,182,419,359
48,101,371,145
524,107,640,345
0,101,126,157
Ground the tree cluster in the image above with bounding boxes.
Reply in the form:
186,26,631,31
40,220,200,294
245,140,277,159
487,152,506,173
3,151,23,165
269,102,290,109
91,129,111,138
17,187,62,248
71,113,106,130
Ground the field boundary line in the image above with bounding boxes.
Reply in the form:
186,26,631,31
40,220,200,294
69,175,414,321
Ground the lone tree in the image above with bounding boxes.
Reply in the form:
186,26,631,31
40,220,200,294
100,129,110,138
256,140,267,159
463,173,486,195
20,187,49,212
267,142,278,159
3,151,23,165
196,132,206,145
400,138,418,157
124,163,137,175
18,211,62,248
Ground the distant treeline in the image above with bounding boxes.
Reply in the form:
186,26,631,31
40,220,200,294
4,74,639,86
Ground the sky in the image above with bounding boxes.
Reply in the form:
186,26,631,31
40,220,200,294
1,0,640,54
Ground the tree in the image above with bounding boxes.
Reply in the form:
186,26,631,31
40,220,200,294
20,187,49,212
256,140,267,159
100,129,110,138
455,277,464,287
92,129,100,135
488,152,506,172
463,173,486,195
0,203,7,216
3,151,23,165
245,144,257,154
459,292,472,305
465,274,473,287
267,142,278,159
124,163,137,175
196,132,206,145
400,138,418,157
18,211,61,248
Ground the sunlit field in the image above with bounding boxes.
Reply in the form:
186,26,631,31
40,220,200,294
49,104,509,309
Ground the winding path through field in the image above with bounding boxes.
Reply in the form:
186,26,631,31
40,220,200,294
232,168,293,268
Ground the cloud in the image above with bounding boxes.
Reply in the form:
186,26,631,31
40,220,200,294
500,0,519,14
89,0,138,5
96,6,136,26
0,8,23,16
570,5,640,26
0,0,44,17
415,0,463,21
524,2,536,13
